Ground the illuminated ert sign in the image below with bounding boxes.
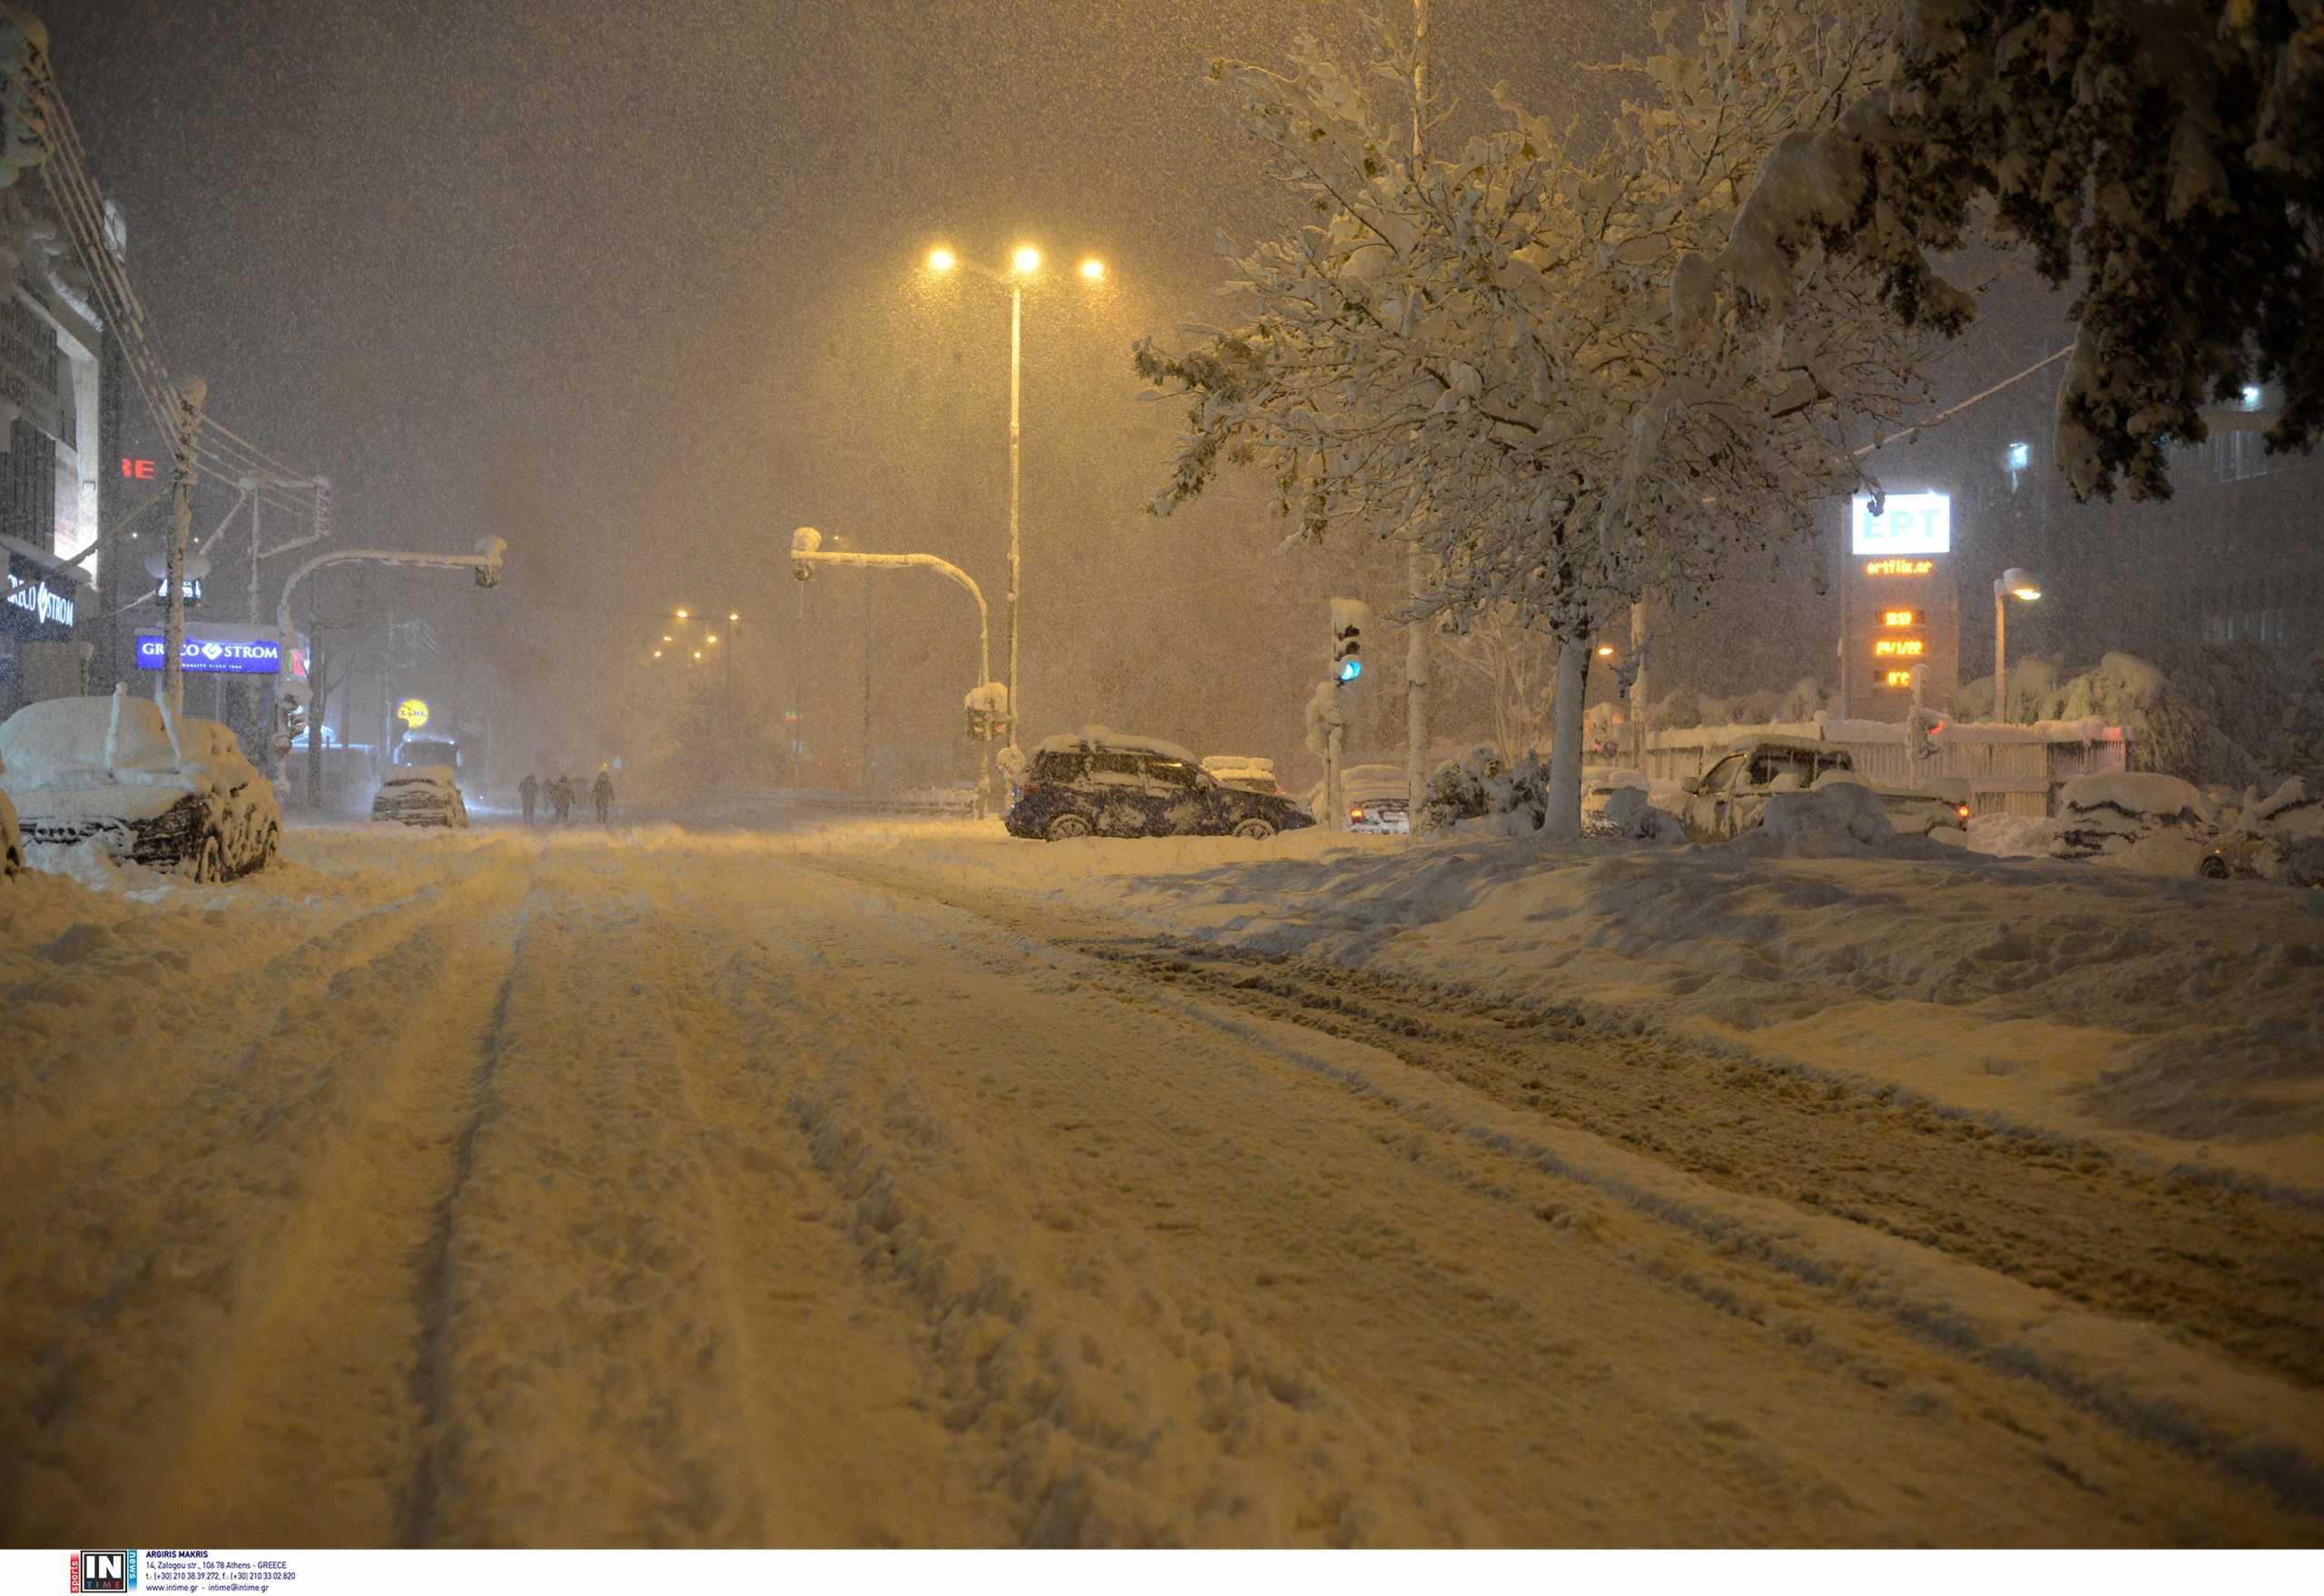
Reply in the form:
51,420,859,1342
1851,490,1952,557
1864,558,1935,576
120,457,157,479
396,697,430,729
1874,638,1926,657
1881,609,1918,627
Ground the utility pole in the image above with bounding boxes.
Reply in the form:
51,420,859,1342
162,378,207,715
1403,0,1433,825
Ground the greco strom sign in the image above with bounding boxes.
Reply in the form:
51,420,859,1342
133,632,282,674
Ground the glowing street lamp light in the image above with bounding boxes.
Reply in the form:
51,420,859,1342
727,611,739,622
915,239,1108,752
692,650,703,663
675,607,690,620
1992,566,2044,723
705,633,718,645
1595,643,1616,657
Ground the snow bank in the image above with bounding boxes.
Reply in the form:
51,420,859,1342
1733,780,1897,854
793,818,2324,1188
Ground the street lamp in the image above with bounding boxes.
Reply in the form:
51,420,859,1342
921,239,1107,753
1993,567,2043,723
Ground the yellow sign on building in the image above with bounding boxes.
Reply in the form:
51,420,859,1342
396,697,430,729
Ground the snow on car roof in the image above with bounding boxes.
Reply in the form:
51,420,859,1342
2058,773,2209,820
380,765,458,787
1201,754,1275,773
0,694,178,783
1030,725,1201,764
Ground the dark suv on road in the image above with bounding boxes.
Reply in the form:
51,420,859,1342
1005,731,1316,842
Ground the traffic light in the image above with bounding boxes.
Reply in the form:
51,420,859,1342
1330,597,1374,686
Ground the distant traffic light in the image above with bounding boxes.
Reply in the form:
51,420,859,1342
1330,597,1374,687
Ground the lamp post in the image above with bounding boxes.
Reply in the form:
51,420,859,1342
923,241,1106,753
1992,566,2043,724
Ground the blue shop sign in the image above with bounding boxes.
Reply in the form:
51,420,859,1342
134,632,281,674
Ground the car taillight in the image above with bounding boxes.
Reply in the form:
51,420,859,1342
1349,805,1365,822
1955,803,1972,820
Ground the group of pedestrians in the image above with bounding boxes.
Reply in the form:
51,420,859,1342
517,766,615,825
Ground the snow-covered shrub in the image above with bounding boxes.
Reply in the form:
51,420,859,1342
1419,745,1551,834
1776,676,1831,724
1419,745,1501,831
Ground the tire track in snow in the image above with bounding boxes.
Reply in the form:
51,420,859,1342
0,847,537,1543
678,861,1463,1545
396,839,998,1545
784,846,2324,1540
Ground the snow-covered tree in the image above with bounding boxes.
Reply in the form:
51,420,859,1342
2269,646,2324,783
1708,0,2324,501
1438,604,1555,766
1137,0,1927,836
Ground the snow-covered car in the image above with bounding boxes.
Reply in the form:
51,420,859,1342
0,786,18,878
370,764,469,828
2051,773,2211,861
2198,776,2322,886
1007,727,1315,842
1677,737,1968,843
1301,763,1410,833
1580,766,1650,838
0,692,281,881
1200,754,1283,795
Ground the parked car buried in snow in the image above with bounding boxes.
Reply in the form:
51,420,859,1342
1677,736,1969,844
1007,728,1316,842
2198,777,2322,887
1199,754,1284,795
0,693,281,881
1300,763,1411,834
370,764,469,829
2051,773,2211,862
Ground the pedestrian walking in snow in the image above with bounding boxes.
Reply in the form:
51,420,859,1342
518,773,538,823
549,774,573,823
592,767,614,823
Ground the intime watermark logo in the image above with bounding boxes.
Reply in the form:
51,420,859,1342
69,1550,135,1592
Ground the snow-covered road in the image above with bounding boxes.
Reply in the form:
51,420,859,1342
5,823,2322,1545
